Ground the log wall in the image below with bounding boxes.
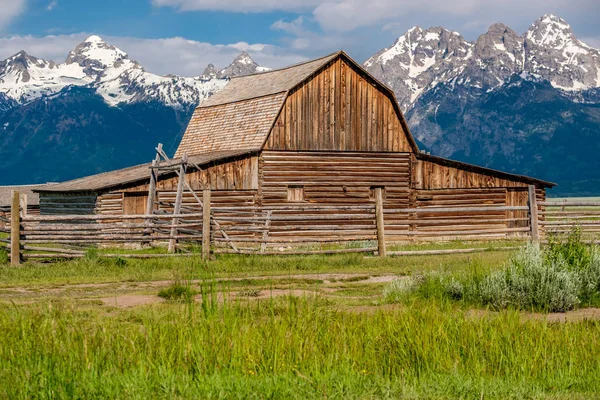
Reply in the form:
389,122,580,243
39,193,98,215
260,150,410,241
265,58,412,152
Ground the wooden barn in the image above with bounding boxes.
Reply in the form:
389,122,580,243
33,51,554,243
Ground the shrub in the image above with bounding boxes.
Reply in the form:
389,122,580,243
387,231,600,312
478,245,581,312
547,228,590,270
0,247,8,264
383,276,422,303
158,282,197,302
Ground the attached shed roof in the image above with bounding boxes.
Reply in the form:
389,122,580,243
34,150,254,193
417,153,556,188
0,185,46,206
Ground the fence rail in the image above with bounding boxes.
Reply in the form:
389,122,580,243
2,186,599,264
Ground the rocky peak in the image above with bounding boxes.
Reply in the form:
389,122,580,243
65,35,131,80
0,51,56,73
524,14,600,91
364,26,472,108
201,63,218,80
466,23,526,87
218,51,261,78
525,14,576,48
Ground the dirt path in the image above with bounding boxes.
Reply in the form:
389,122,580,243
1,273,402,295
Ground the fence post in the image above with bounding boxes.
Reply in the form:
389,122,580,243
202,189,211,260
375,187,387,257
527,185,539,242
10,190,21,266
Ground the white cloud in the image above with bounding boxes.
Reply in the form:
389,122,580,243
271,16,352,52
0,33,87,61
0,0,26,30
0,33,306,76
152,0,320,13
46,0,58,11
312,0,600,32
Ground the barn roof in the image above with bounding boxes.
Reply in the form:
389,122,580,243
417,153,556,188
175,51,419,157
34,150,254,193
199,53,339,107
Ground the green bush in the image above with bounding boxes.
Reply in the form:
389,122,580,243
158,282,197,302
385,231,600,312
479,245,581,312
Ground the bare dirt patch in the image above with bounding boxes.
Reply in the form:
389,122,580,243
467,308,600,323
100,295,164,308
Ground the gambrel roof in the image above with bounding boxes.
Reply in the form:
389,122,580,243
175,51,418,157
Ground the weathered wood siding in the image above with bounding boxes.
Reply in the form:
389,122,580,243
408,158,547,240
265,58,412,152
91,156,259,215
39,193,98,215
412,158,529,190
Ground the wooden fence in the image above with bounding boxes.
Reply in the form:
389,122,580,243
2,187,599,265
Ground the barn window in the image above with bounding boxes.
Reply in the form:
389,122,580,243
287,185,305,202
369,186,386,201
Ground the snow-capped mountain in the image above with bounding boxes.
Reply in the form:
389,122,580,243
216,51,271,78
0,35,268,108
365,14,600,110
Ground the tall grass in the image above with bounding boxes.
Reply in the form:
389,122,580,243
0,298,599,399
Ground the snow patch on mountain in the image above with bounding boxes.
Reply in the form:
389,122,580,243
365,14,600,109
0,36,268,109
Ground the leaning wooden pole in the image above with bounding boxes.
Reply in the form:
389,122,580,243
10,190,21,266
528,185,539,242
202,189,211,260
168,154,187,253
375,188,387,257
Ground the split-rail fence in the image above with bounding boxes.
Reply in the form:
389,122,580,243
2,187,599,265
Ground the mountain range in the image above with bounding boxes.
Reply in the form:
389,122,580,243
0,14,599,196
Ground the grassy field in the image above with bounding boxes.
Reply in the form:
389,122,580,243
1,242,600,399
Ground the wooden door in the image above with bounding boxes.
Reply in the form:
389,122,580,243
123,192,148,215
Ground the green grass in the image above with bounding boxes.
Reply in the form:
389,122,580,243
2,240,598,398
0,297,599,399
0,245,515,288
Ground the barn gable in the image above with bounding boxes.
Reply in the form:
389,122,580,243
264,54,416,152
175,51,418,157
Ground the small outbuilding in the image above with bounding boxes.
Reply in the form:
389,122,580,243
34,51,554,241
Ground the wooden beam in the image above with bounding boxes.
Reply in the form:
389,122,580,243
528,185,539,242
260,210,272,253
202,189,211,260
375,187,386,257
169,154,187,253
10,191,20,266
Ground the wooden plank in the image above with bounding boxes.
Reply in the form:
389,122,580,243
202,189,211,259
528,185,539,242
375,187,387,257
168,155,187,253
11,191,20,266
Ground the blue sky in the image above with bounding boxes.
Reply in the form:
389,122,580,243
0,0,598,76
